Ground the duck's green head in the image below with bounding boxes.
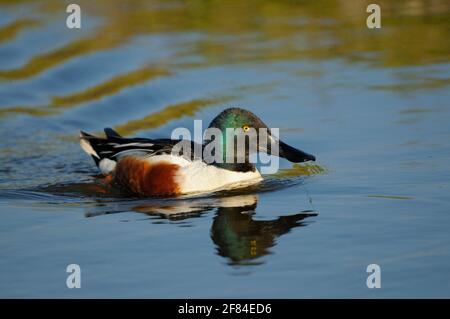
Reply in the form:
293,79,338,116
207,107,315,166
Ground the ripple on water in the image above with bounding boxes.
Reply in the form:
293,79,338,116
0,162,324,221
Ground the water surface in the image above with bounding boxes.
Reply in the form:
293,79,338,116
0,0,450,298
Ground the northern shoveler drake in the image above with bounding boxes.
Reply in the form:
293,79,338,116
79,107,315,197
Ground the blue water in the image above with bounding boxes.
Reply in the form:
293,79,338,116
1,0,450,298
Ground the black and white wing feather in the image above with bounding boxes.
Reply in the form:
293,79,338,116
80,128,197,175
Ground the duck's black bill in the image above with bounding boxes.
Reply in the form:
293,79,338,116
278,140,316,163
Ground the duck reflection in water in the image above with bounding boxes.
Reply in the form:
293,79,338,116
210,195,316,265
85,194,317,266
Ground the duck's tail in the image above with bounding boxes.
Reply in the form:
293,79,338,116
79,128,122,175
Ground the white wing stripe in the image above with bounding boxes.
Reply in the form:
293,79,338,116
113,142,154,148
112,149,157,157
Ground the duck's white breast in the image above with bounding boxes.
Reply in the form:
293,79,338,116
176,160,263,195
134,154,263,195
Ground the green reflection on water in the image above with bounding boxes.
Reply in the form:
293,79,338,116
0,19,40,43
51,66,170,108
0,66,169,117
272,163,326,178
114,95,235,136
0,0,448,132
1,0,449,80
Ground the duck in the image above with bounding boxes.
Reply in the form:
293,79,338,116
79,107,315,197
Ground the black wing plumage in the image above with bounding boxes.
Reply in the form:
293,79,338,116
80,128,198,167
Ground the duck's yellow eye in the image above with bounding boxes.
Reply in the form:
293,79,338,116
242,125,250,132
